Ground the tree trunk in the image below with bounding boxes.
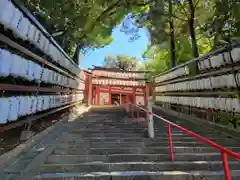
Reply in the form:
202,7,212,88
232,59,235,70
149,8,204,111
168,0,176,68
188,0,199,75
188,0,199,58
73,44,84,65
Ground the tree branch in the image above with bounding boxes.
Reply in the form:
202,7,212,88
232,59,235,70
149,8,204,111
156,10,188,22
176,2,190,20
127,0,154,6
170,12,188,21
78,0,122,40
194,0,201,9
73,0,122,59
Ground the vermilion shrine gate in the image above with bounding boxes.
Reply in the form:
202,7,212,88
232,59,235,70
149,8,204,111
84,67,152,106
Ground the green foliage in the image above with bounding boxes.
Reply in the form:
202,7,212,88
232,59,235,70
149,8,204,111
22,0,153,58
22,0,130,55
138,0,239,74
142,45,169,74
103,55,139,71
23,0,240,68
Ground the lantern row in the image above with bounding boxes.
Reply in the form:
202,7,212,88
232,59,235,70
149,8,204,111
0,0,83,78
92,79,146,86
0,93,84,124
155,66,189,84
155,47,240,84
155,73,237,92
92,70,145,79
198,48,240,70
0,49,84,90
155,96,240,113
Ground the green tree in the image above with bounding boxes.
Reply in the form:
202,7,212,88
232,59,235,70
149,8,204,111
103,55,139,71
22,0,151,63
203,0,240,47
22,0,240,69
142,45,169,74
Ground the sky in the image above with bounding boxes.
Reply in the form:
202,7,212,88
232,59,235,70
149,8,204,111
80,27,150,69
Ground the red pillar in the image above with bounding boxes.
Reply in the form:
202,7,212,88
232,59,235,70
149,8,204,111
97,86,100,105
92,88,96,105
108,87,112,105
88,75,92,105
92,88,95,105
132,87,136,104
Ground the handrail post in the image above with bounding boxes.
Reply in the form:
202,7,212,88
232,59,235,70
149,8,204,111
168,123,174,161
147,97,154,139
221,151,231,180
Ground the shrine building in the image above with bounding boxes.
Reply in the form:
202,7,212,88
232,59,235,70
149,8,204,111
84,66,152,106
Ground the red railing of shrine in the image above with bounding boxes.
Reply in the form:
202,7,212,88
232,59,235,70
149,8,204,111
129,103,240,180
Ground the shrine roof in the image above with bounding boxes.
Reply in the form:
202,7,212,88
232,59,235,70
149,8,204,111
83,68,91,74
90,66,150,73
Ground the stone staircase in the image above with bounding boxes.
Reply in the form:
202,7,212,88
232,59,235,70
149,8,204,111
35,107,240,179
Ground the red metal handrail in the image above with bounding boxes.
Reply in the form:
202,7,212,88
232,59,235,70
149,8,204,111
129,103,240,180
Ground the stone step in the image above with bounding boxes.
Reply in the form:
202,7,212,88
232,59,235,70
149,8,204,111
40,161,240,173
72,120,214,127
70,127,233,136
67,131,235,143
68,133,230,140
79,118,142,122
52,146,240,155
55,141,214,149
58,140,238,150
66,133,191,138
74,125,149,130
46,153,239,164
69,124,232,135
35,170,240,180
71,127,151,131
73,121,144,124
77,121,147,124
69,127,221,132
70,129,182,134
55,141,240,150
85,133,226,142
79,121,147,124
59,136,223,143
70,129,169,133
61,138,239,146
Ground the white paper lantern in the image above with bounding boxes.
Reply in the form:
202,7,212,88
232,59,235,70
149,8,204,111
18,96,28,117
8,96,20,121
0,0,15,29
0,97,11,124
10,54,22,77
0,49,12,77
